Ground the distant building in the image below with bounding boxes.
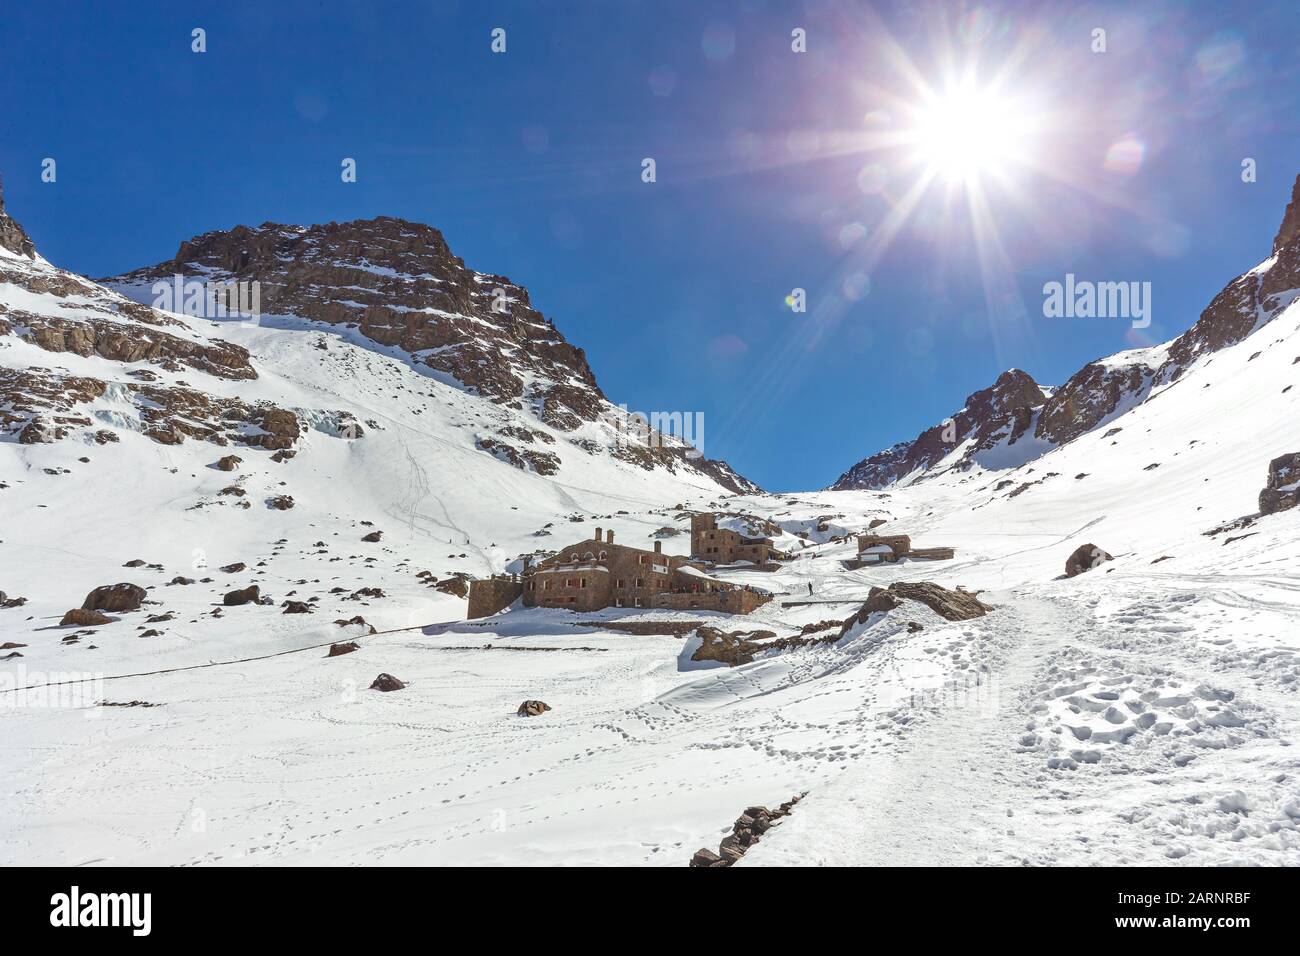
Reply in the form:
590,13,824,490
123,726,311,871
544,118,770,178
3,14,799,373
850,532,954,566
467,526,771,617
690,514,781,565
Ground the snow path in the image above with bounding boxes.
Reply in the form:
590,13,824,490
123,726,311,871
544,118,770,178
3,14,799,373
745,590,1073,865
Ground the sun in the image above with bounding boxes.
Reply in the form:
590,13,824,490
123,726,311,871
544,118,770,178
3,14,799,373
908,82,1037,184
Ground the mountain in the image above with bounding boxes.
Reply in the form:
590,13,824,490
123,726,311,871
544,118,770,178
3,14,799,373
103,216,757,493
833,173,1300,490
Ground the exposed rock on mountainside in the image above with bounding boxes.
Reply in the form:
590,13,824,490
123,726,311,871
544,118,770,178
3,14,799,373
103,215,758,493
835,174,1300,489
851,581,992,623
0,178,36,259
832,369,1046,489
1259,452,1300,515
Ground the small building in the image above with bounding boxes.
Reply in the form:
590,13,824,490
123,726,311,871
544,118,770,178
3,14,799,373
845,532,955,568
690,514,780,565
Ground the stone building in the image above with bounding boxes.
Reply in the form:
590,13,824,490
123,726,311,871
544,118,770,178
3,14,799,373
690,514,778,565
465,526,772,617
850,532,955,566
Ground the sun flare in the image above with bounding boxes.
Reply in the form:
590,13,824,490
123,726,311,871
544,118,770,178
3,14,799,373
909,83,1037,183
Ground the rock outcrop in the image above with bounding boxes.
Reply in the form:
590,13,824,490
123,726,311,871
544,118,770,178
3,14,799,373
689,795,802,867
0,178,36,259
516,699,551,717
833,369,1046,489
846,581,992,626
1258,453,1300,515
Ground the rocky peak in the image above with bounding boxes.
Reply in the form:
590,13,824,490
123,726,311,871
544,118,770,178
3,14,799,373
831,368,1046,490
1273,174,1300,254
107,216,606,430
0,176,37,260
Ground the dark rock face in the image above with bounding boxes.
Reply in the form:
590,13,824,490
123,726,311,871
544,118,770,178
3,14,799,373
1065,544,1113,577
81,583,146,613
0,178,36,259
1035,361,1151,446
833,369,1046,489
369,673,405,692
1274,175,1300,254
215,455,242,471
223,584,262,606
516,699,551,717
1259,452,1300,515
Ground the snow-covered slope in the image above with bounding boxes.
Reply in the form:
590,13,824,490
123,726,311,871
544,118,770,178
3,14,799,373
4,178,1300,868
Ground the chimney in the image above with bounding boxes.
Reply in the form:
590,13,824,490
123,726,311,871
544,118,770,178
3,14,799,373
654,540,662,553
594,526,602,543
606,529,614,544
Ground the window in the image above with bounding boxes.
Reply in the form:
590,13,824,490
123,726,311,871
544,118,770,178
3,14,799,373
634,597,643,607
580,578,587,588
570,553,578,561
639,555,647,564
599,551,607,560
616,578,626,588
635,578,643,588
615,597,624,607
544,580,552,590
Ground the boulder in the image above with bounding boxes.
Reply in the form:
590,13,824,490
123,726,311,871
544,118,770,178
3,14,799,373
81,582,146,613
1259,452,1300,515
1065,543,1113,577
61,608,111,627
327,641,360,657
169,576,195,586
846,582,991,629
369,673,405,692
517,699,551,717
223,584,262,606
281,600,313,614
215,454,242,472
361,530,383,543
268,495,295,510
220,562,247,573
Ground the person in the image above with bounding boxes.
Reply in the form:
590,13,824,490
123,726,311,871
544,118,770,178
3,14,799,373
807,582,813,596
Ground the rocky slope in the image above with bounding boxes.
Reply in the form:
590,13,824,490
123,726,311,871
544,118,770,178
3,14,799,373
834,173,1300,489
104,216,757,494
832,368,1049,489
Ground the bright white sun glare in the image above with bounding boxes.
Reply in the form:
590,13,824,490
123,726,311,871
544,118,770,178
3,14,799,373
911,82,1036,183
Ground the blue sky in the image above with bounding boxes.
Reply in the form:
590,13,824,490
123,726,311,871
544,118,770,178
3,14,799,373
3,0,1298,491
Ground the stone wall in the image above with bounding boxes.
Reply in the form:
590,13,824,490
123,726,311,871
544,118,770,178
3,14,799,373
467,577,522,619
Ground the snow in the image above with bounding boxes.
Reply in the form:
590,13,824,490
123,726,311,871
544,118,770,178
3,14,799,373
4,239,1300,868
